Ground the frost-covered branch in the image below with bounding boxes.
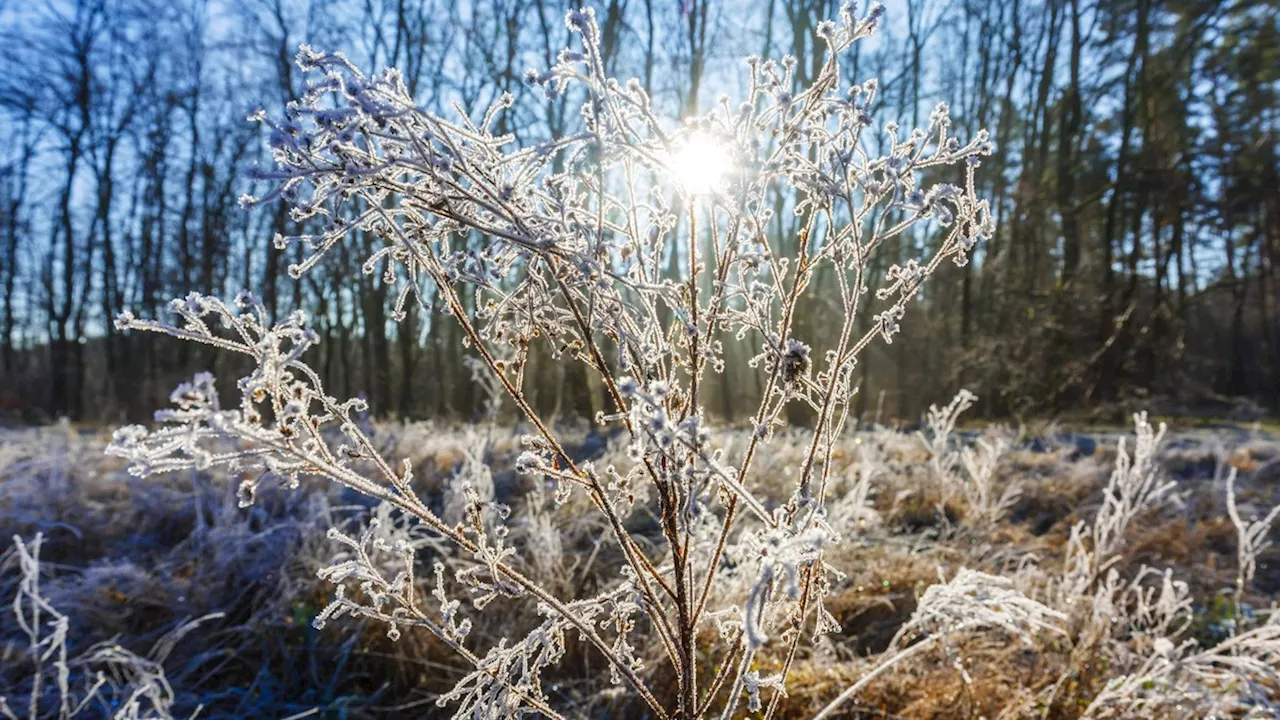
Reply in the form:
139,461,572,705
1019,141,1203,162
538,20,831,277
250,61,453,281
109,1,1000,716
1,534,217,720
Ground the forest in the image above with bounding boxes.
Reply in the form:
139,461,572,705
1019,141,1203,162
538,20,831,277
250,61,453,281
0,0,1278,424
4,2,1280,719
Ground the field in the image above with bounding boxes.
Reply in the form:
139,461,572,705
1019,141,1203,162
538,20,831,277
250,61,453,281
2,417,1277,718
3,0,1279,716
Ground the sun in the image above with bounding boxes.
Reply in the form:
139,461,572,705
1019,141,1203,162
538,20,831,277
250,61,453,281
665,133,732,195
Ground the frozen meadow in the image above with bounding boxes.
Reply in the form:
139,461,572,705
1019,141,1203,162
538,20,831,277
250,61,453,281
3,2,1279,717
2,415,1279,717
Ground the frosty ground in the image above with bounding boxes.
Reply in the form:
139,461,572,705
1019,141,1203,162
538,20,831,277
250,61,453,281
2,417,1277,718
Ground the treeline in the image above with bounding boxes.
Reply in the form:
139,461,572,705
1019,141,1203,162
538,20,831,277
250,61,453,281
0,0,1277,424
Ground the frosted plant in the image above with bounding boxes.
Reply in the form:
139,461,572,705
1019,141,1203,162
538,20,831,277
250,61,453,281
441,436,497,527
895,568,1066,647
1054,413,1175,607
1036,417,1177,713
464,350,513,421
1225,468,1280,615
517,485,568,593
812,568,1065,719
0,534,215,720
1079,612,1280,718
1032,415,1280,717
915,388,1019,533
312,501,454,643
825,440,882,537
957,433,1019,530
106,2,1004,716
919,388,978,484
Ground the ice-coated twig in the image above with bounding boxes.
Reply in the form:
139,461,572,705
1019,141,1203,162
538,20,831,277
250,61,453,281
813,568,1064,720
109,1,1000,716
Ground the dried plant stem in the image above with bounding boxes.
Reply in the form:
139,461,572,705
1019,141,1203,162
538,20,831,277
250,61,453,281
104,5,1016,716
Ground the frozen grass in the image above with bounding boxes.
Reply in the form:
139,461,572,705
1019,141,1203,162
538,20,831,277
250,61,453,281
5,1,1279,716
2,416,1277,718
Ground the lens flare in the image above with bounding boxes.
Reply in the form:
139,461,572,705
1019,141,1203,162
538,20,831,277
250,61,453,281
666,133,731,195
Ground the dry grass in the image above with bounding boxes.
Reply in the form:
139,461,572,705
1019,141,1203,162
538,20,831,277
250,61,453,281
1,419,1277,718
